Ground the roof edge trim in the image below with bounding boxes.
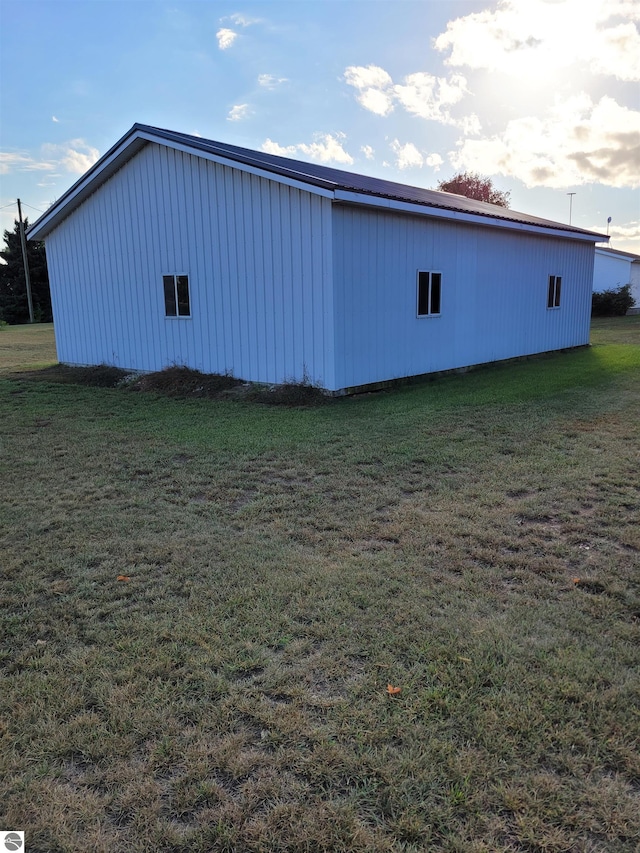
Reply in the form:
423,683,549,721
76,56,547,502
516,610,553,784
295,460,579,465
334,190,607,242
27,126,150,239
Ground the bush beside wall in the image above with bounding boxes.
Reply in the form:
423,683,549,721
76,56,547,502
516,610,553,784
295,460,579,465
591,284,634,317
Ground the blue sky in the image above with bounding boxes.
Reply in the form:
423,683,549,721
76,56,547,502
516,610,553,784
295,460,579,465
1,0,639,252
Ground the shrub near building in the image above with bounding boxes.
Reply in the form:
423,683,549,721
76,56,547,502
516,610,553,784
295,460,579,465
591,284,634,317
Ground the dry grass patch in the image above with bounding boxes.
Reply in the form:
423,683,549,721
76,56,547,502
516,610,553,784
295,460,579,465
0,322,57,373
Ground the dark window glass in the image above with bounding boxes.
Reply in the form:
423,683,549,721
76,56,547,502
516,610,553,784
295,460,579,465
548,275,561,308
176,275,190,316
164,275,177,316
418,271,441,316
431,273,441,315
418,272,430,316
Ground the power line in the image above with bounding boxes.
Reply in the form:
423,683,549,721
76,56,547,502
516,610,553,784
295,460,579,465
21,202,46,213
0,201,46,214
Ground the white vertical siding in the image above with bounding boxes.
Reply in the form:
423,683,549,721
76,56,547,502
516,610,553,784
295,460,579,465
593,251,634,293
45,143,335,388
332,205,594,390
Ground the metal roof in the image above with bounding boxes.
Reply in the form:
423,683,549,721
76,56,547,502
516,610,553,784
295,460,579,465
595,245,640,261
28,123,609,243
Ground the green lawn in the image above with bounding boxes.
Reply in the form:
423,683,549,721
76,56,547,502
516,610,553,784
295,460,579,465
1,317,639,852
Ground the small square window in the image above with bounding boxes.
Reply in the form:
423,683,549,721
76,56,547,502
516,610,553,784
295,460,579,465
547,275,561,308
417,271,442,317
163,274,191,317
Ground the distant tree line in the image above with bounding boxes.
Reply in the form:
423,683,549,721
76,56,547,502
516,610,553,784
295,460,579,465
0,219,52,324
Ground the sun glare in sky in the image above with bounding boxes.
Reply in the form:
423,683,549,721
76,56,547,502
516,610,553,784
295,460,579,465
1,0,639,251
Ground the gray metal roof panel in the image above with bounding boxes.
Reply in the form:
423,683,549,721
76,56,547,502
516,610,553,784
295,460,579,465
27,122,608,242
138,124,606,238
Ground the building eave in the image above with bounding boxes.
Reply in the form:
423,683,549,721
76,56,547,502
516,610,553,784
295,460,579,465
27,122,609,245
333,190,606,242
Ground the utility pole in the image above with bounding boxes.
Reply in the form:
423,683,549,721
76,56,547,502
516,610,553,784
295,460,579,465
17,199,35,323
567,192,576,226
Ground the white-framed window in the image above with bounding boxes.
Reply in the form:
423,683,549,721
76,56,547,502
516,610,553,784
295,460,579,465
547,275,562,309
417,271,442,317
163,274,191,317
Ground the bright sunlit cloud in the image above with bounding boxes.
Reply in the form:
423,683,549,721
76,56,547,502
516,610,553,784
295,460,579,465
262,133,354,165
451,94,640,189
2,0,638,253
344,64,481,131
435,0,640,81
389,141,445,171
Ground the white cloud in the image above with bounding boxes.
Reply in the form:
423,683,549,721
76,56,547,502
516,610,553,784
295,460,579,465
388,142,443,171
216,28,237,50
344,64,479,131
261,133,354,165
258,74,288,89
227,104,250,122
359,87,395,116
52,116,60,123
229,13,261,27
459,114,482,136
591,219,640,253
451,94,640,189
390,140,425,169
261,139,298,157
361,145,375,160
394,71,468,121
42,139,100,174
1,140,99,176
298,133,354,165
344,64,393,90
0,152,53,174
435,0,640,82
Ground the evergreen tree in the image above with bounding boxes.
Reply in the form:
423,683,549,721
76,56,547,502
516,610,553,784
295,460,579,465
0,219,52,324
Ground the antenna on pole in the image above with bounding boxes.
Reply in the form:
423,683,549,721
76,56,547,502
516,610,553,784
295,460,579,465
17,199,35,323
567,192,576,225
607,216,611,236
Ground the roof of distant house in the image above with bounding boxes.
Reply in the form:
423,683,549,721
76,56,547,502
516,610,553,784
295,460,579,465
595,245,640,261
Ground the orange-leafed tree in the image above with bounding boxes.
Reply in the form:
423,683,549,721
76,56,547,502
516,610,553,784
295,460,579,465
436,171,511,208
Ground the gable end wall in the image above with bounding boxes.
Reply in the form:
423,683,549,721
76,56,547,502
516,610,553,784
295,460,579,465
44,142,335,388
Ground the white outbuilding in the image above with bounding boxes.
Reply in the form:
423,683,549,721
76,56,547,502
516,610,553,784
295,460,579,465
28,124,608,393
593,246,640,313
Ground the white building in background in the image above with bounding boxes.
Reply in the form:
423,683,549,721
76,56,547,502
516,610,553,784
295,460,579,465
28,124,609,393
594,246,640,313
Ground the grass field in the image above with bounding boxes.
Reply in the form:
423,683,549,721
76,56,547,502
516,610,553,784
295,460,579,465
1,319,639,852
0,322,57,373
